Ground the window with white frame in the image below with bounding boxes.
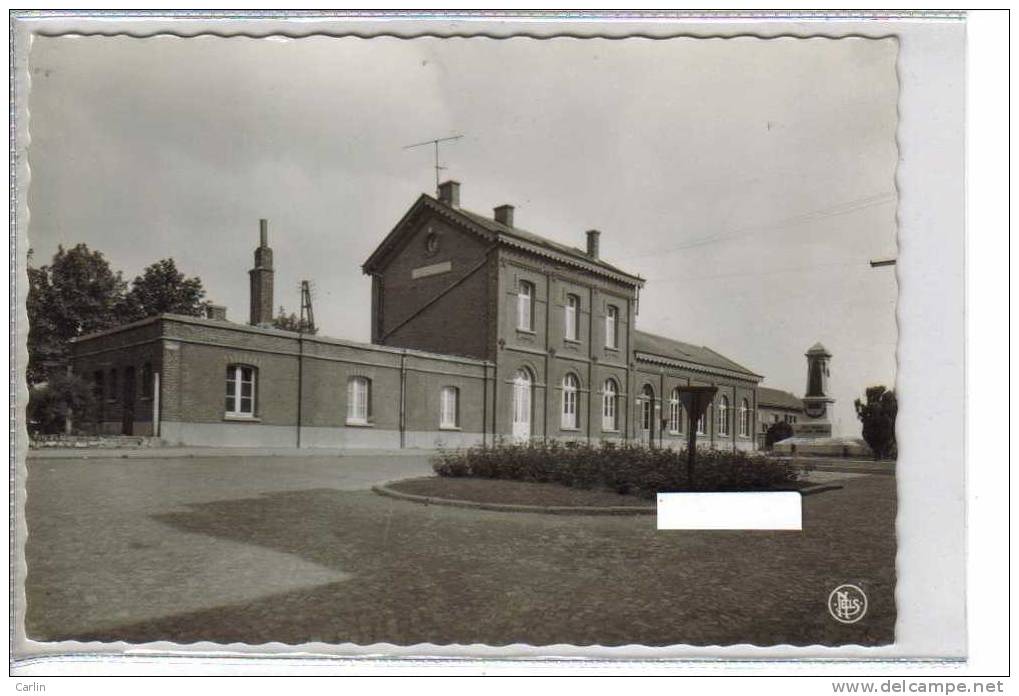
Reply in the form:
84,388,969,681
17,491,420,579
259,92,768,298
602,378,618,431
225,364,256,417
669,388,683,433
717,396,730,436
440,386,460,429
697,408,708,435
739,398,751,437
605,305,618,349
561,373,579,429
517,280,534,331
512,368,533,439
347,376,371,425
565,293,580,341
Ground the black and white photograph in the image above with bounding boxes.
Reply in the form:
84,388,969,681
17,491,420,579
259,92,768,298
9,11,980,675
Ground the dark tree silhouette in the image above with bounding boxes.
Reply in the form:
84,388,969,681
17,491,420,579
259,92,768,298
854,386,898,460
120,258,209,321
271,305,317,334
764,420,794,449
27,244,127,384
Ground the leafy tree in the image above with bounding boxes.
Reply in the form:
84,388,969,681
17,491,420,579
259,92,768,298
854,386,898,460
271,305,317,334
27,244,127,384
765,420,794,449
27,372,97,436
120,258,209,321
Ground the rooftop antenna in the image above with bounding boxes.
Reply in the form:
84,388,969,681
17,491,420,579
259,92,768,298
403,134,464,195
299,280,315,335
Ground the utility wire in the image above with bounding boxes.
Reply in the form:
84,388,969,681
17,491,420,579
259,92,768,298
614,191,896,263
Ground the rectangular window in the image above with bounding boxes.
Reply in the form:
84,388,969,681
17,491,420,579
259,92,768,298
107,369,118,403
440,386,460,429
669,398,683,434
92,370,104,401
225,365,256,417
696,410,707,435
93,370,104,420
517,280,534,331
564,294,580,341
605,305,618,349
347,377,371,425
141,362,154,399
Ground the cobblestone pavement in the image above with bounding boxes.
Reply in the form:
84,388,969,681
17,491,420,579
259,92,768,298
24,453,895,647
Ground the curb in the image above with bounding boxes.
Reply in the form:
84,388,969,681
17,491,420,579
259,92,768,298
797,483,844,496
372,482,656,516
373,480,843,515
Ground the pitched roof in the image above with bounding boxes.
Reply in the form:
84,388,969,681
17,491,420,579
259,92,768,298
757,386,804,410
633,330,761,379
454,206,641,283
363,193,644,287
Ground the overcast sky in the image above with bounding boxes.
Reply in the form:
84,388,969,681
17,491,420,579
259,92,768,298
26,34,898,435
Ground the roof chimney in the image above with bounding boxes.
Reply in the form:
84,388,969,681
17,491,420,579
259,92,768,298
205,304,228,321
586,229,601,259
437,180,460,208
494,204,514,228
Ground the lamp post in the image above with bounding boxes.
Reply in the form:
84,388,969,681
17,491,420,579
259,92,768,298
675,385,718,488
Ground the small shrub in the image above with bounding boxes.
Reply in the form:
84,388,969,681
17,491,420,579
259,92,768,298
430,441,799,499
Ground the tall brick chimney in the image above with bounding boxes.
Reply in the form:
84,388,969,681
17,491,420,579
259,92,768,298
586,229,601,259
437,180,460,208
249,218,274,327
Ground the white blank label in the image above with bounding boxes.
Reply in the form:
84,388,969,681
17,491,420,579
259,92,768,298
656,492,802,530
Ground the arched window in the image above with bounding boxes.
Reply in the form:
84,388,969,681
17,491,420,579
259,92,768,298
517,280,534,331
225,364,257,417
440,386,460,429
669,388,683,434
640,384,655,433
717,395,730,436
512,368,533,441
697,407,708,435
347,376,371,425
602,378,619,431
565,293,580,341
561,373,580,429
739,398,751,437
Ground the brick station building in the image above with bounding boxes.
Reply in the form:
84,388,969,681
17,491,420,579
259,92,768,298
70,181,763,450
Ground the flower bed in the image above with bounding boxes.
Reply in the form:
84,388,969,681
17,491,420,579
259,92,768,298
432,441,800,500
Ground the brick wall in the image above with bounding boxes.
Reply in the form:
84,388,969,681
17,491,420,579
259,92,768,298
70,314,495,448
69,319,164,436
374,214,495,361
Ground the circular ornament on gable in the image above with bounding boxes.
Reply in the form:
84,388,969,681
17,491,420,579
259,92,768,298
424,230,441,256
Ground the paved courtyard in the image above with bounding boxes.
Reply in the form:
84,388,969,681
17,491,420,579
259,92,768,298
24,452,896,647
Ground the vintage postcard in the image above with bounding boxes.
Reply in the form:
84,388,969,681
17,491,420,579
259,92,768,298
10,12,968,670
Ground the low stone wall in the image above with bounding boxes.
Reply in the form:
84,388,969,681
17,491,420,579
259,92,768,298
29,434,165,449
772,436,872,458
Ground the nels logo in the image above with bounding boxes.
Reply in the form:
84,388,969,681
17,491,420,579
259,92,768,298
827,584,868,624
